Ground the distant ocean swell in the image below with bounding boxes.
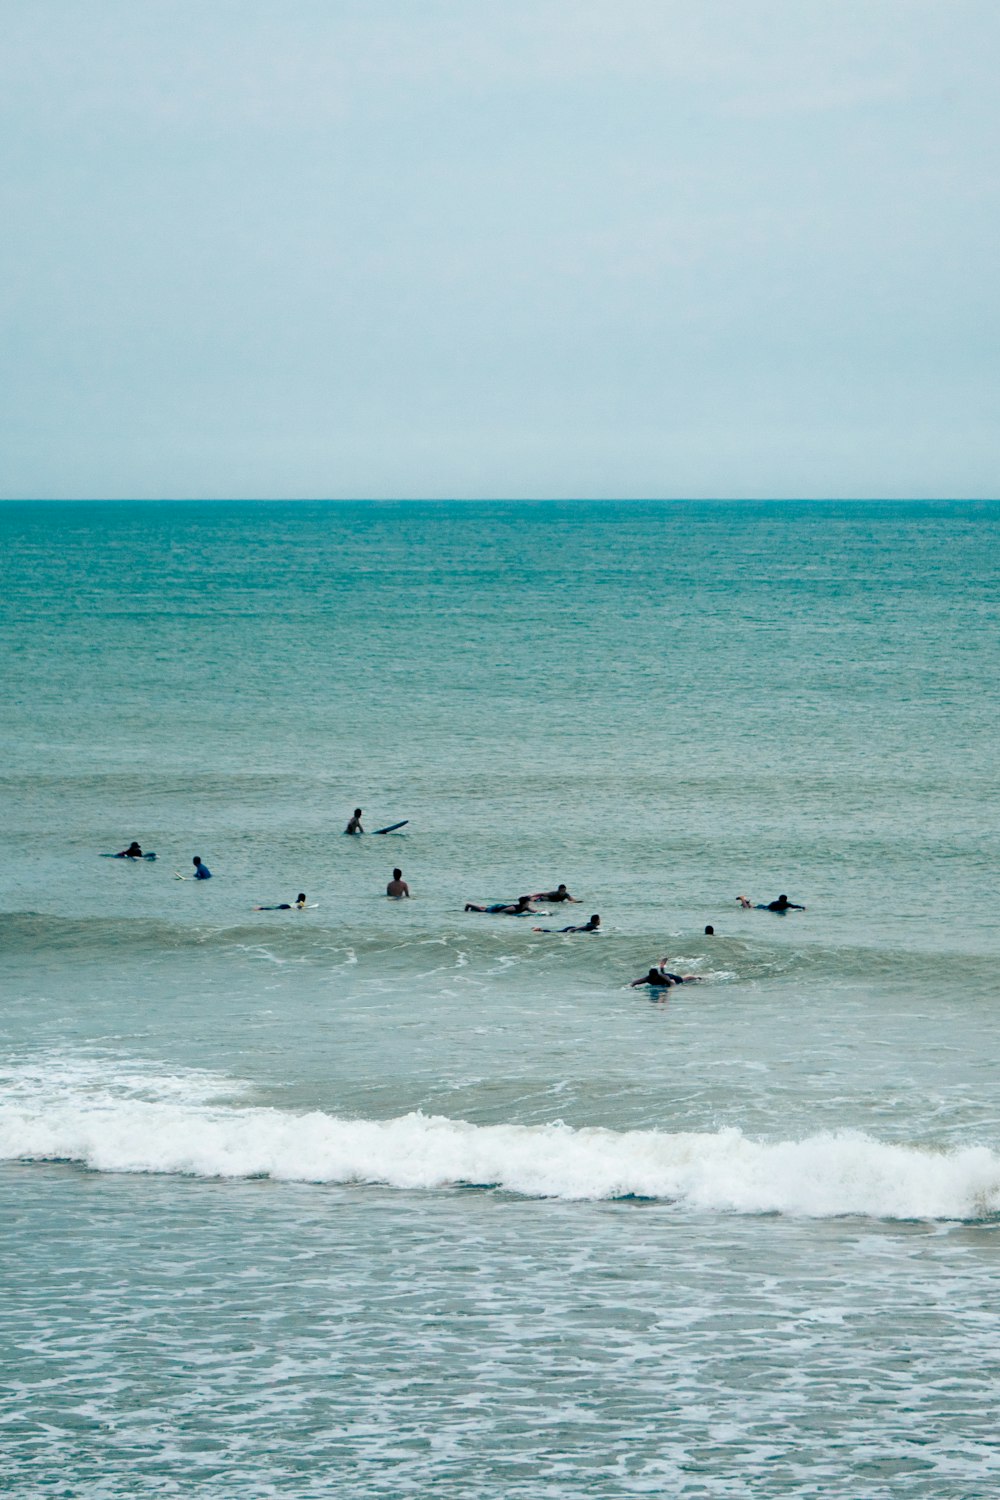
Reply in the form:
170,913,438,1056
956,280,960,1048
2,1071,998,1220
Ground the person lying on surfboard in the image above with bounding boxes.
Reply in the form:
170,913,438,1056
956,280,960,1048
630,961,701,987
529,884,580,903
737,894,805,911
116,841,144,858
254,893,308,910
533,914,601,933
464,895,539,915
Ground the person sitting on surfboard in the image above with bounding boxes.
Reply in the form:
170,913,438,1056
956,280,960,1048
192,856,212,879
386,868,410,898
737,893,805,911
464,895,538,915
533,914,601,933
254,893,308,911
345,808,364,835
116,841,144,858
630,961,701,987
529,884,580,903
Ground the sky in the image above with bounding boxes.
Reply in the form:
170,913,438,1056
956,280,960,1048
1,0,998,499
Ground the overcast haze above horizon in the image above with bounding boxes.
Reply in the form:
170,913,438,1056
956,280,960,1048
2,0,998,501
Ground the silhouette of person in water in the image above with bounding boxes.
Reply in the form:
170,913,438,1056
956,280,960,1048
254,893,308,911
737,893,805,912
465,895,538,915
345,809,364,835
386,868,410,898
631,961,701,987
533,914,601,933
529,884,580,903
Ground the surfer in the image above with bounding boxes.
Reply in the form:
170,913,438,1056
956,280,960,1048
345,808,364,835
254,893,308,911
464,895,538,915
737,894,805,912
529,884,580,903
533,914,601,933
386,868,410,898
116,841,144,858
704,925,715,935
631,962,701,987
192,856,212,880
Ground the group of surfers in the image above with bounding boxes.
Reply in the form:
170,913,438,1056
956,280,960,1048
113,814,806,989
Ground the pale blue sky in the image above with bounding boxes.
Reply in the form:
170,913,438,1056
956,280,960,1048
2,0,998,498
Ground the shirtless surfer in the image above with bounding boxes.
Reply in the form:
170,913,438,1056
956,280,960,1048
345,809,364,835
386,868,410,898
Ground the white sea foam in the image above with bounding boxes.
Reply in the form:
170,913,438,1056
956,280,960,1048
2,1062,998,1219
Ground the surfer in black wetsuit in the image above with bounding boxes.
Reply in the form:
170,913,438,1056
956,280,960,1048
533,914,601,933
464,895,538,915
254,893,308,910
631,962,701,987
529,884,581,903
116,841,144,858
738,894,805,912
345,809,364,835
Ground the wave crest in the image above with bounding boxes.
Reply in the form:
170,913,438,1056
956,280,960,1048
2,1078,998,1220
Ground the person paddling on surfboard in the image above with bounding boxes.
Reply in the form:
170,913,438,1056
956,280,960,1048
737,893,805,912
464,895,539,915
533,914,601,933
529,884,580,903
345,808,364,835
631,961,701,987
254,893,308,911
116,841,144,858
386,868,410,898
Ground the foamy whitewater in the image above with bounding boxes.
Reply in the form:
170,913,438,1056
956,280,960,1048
2,500,999,1497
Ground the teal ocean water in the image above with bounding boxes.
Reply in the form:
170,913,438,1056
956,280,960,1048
2,499,999,1497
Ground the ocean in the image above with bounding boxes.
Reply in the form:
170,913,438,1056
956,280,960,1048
1,498,998,1497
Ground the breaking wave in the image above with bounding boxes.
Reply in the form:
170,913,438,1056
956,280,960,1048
2,1056,998,1221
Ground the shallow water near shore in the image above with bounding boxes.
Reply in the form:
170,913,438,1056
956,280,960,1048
2,499,999,1496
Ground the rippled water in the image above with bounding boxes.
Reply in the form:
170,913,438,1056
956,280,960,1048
1,500,999,1496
